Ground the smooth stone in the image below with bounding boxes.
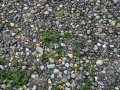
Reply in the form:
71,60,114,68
71,82,76,87
1,84,6,89
71,73,76,78
109,70,115,76
66,82,71,87
53,69,59,74
67,54,73,58
48,79,52,84
111,21,116,26
49,58,54,63
50,74,55,79
65,87,71,90
102,45,107,48
31,74,36,78
0,24,4,31
44,11,49,15
98,81,104,86
97,43,101,46
0,65,4,70
36,47,43,54
10,23,15,27
113,48,117,53
47,64,55,69
65,63,70,67
40,65,44,70
96,60,103,65
64,70,68,74
32,85,37,90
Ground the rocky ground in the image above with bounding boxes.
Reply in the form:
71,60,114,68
0,0,120,90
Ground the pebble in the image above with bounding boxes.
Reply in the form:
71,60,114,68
48,79,52,84
1,84,6,89
53,69,59,74
49,58,54,63
47,64,55,69
50,74,55,79
10,23,15,27
71,73,76,78
36,47,43,54
65,63,70,67
0,65,4,70
44,11,49,15
96,60,103,65
32,85,37,90
31,74,36,78
67,54,73,58
97,43,101,46
0,24,4,31
111,21,116,26
65,87,71,90
40,65,44,70
66,82,71,87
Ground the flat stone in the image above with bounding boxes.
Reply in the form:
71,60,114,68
111,21,116,26
66,82,71,87
36,47,43,54
47,64,55,69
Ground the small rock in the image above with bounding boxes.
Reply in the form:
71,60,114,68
71,82,76,87
96,60,103,65
10,23,15,27
111,21,116,26
32,85,37,90
31,74,36,78
44,11,49,15
36,47,43,54
1,84,6,89
50,74,55,79
67,54,73,58
66,82,71,87
0,65,4,70
49,58,54,63
48,79,52,84
53,69,59,74
47,64,55,69
65,63,70,67
71,73,76,78
97,43,101,46
22,66,26,70
40,65,44,70
102,45,107,48
65,87,71,90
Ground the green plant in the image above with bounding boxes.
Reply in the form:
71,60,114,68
55,11,63,17
79,64,96,90
73,43,85,58
42,31,61,43
0,70,27,87
0,56,5,64
39,53,54,61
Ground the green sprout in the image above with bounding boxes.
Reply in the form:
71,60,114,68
55,11,63,17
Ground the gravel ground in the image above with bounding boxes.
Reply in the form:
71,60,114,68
0,0,120,90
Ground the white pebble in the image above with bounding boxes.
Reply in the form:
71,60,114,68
54,69,59,73
65,63,70,67
47,64,55,69
36,47,43,54
40,65,44,70
31,74,36,78
32,85,37,90
102,45,107,48
0,65,4,70
97,43,101,46
96,60,103,65
44,11,49,15
67,54,73,58
51,74,55,79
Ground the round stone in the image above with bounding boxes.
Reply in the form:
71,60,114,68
66,82,71,87
65,63,70,67
96,60,103,65
71,73,76,78
53,69,59,74
111,21,116,26
40,65,44,70
31,74,36,78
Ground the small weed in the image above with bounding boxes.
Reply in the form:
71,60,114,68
0,56,5,64
79,63,96,90
42,31,61,43
55,11,63,17
39,53,54,61
0,70,27,87
73,43,85,58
